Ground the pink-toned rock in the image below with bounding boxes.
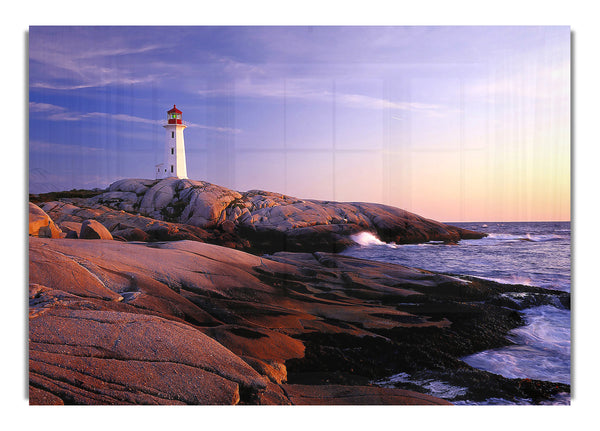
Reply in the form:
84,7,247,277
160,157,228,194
203,326,305,362
221,219,236,234
29,239,123,302
30,237,528,406
111,227,150,242
242,357,288,384
29,308,266,405
80,219,113,240
59,221,82,238
257,381,292,405
29,202,62,238
29,386,64,405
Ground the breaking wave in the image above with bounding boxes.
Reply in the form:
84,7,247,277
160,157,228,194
350,231,387,246
462,306,570,385
343,221,571,391
484,233,566,242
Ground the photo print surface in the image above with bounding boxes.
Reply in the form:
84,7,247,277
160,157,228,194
28,26,570,405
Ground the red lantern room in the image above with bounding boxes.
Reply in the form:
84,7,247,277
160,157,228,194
167,104,183,124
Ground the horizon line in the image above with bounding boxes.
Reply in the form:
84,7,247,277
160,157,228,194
27,183,571,225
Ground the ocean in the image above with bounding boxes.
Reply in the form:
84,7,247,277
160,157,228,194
341,221,571,404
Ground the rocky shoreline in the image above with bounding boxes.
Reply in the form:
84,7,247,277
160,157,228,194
30,178,485,253
28,179,569,405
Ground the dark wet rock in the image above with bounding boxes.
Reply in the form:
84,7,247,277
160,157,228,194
281,383,452,405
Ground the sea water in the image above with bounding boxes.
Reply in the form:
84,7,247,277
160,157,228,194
342,222,571,402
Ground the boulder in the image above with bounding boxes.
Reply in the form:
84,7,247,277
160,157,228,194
33,199,251,250
108,178,157,195
87,178,486,252
39,201,79,215
80,220,113,240
59,221,82,239
111,227,150,242
29,203,62,238
89,191,138,211
29,308,266,405
178,182,242,228
138,178,180,217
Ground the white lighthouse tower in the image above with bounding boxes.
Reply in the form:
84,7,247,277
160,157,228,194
156,105,188,179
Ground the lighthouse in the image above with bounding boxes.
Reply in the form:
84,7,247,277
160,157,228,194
156,105,188,179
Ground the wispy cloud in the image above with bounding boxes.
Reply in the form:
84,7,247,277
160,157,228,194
187,123,241,134
30,73,166,91
29,104,161,123
29,102,241,133
75,44,170,59
29,28,173,90
336,93,441,113
29,139,105,154
213,55,266,76
81,112,161,125
198,78,444,116
29,102,67,113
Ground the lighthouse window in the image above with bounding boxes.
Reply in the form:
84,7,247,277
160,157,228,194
171,165,174,173
171,132,175,138
171,148,174,155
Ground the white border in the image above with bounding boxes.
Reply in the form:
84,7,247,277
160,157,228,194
5,1,597,429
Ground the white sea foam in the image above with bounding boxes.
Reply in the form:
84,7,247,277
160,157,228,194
350,231,386,246
453,397,533,405
345,222,571,398
462,306,571,384
372,372,468,399
479,275,535,286
486,233,565,242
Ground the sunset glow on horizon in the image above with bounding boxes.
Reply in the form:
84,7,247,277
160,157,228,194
29,26,570,222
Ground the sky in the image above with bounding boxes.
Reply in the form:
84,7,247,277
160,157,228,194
28,26,570,222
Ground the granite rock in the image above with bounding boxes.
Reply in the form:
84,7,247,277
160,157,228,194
80,219,113,240
80,178,486,252
29,237,569,405
29,202,62,238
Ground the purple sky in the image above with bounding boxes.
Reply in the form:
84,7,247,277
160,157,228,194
29,26,570,221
